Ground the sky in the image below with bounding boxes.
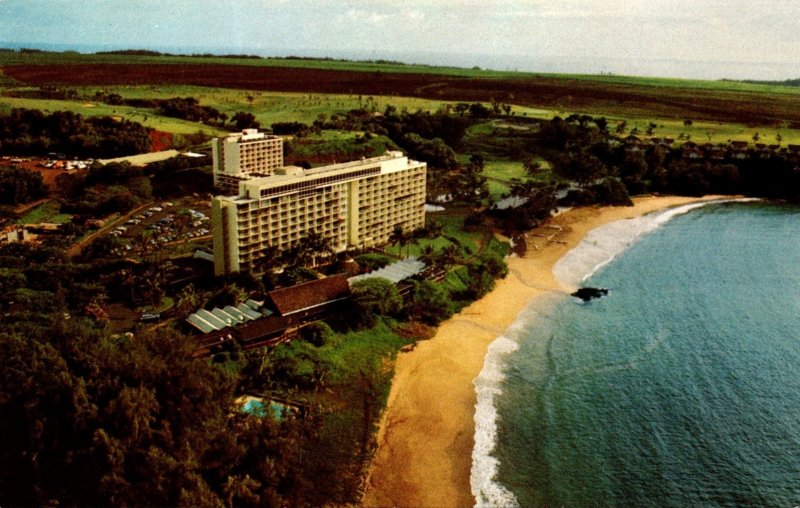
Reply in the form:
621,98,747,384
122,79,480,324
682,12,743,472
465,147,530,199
2,0,800,80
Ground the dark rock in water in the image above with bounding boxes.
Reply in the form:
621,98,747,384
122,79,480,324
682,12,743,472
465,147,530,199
572,287,609,302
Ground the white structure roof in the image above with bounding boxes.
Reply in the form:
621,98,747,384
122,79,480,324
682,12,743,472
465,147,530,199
348,257,426,286
186,300,269,333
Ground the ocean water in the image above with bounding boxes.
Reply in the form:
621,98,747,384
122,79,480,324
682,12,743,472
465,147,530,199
473,201,800,507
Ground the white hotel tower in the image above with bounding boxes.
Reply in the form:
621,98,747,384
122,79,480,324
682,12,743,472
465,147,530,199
211,129,284,195
211,131,426,276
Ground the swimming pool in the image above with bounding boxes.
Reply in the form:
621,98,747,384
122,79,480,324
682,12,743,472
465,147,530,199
241,398,288,420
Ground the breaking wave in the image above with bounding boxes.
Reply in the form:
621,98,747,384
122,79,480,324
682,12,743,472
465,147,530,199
470,198,757,506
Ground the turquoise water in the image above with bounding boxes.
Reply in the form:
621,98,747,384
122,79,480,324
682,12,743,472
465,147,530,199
474,201,800,507
242,398,288,420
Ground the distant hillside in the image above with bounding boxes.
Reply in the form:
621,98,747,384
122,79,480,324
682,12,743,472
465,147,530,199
738,78,800,87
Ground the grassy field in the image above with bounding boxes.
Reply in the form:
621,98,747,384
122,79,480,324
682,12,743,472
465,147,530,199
17,200,71,224
67,85,455,126
4,50,800,153
477,108,800,146
0,95,226,136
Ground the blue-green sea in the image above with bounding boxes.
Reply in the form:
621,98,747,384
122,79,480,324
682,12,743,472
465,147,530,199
472,200,800,507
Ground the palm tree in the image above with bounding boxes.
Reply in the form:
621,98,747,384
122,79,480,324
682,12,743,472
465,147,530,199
406,234,418,259
426,220,444,239
440,244,461,270
176,284,201,318
419,244,437,265
523,158,543,178
389,225,407,258
254,245,280,274
288,231,333,268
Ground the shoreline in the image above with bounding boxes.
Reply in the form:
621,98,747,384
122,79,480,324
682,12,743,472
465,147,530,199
362,195,725,508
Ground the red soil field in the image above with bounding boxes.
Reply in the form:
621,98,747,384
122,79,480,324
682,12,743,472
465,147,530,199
3,63,798,126
149,130,174,152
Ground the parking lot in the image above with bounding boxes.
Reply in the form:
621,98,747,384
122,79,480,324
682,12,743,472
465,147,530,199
107,196,213,257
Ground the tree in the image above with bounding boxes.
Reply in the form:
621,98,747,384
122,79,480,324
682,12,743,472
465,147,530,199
300,321,336,347
350,278,402,327
0,166,47,204
403,280,452,325
454,155,489,205
175,284,201,319
285,230,333,267
507,180,559,223
523,158,543,178
231,112,260,130
557,151,608,187
468,103,492,118
389,225,408,258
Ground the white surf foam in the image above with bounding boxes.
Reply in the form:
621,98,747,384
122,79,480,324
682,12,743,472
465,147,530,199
471,333,521,508
552,199,758,288
470,198,759,506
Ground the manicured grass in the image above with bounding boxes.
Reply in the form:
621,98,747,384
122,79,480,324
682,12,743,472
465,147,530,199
69,85,456,126
471,108,800,147
483,160,528,182
431,212,482,254
383,209,484,260
487,180,510,200
0,96,225,136
617,117,798,146
17,200,71,224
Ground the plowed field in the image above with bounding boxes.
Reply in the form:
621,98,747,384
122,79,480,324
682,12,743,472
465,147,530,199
4,63,799,126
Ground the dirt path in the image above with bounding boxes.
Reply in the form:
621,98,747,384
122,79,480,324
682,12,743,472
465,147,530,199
66,202,152,258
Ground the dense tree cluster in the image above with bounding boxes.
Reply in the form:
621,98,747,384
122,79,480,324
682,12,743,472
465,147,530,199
271,121,310,136
56,161,152,217
528,114,800,204
0,109,151,158
0,165,47,204
0,323,315,507
158,96,227,125
311,104,488,168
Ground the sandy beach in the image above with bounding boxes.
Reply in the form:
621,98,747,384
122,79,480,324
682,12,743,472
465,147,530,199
362,195,724,508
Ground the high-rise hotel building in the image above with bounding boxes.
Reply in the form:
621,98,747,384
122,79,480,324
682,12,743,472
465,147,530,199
211,133,426,276
211,129,284,195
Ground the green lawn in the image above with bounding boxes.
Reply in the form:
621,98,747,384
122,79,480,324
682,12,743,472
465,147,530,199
1,85,457,135
617,117,795,146
483,160,529,182
69,85,456,126
17,200,71,224
0,96,226,136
